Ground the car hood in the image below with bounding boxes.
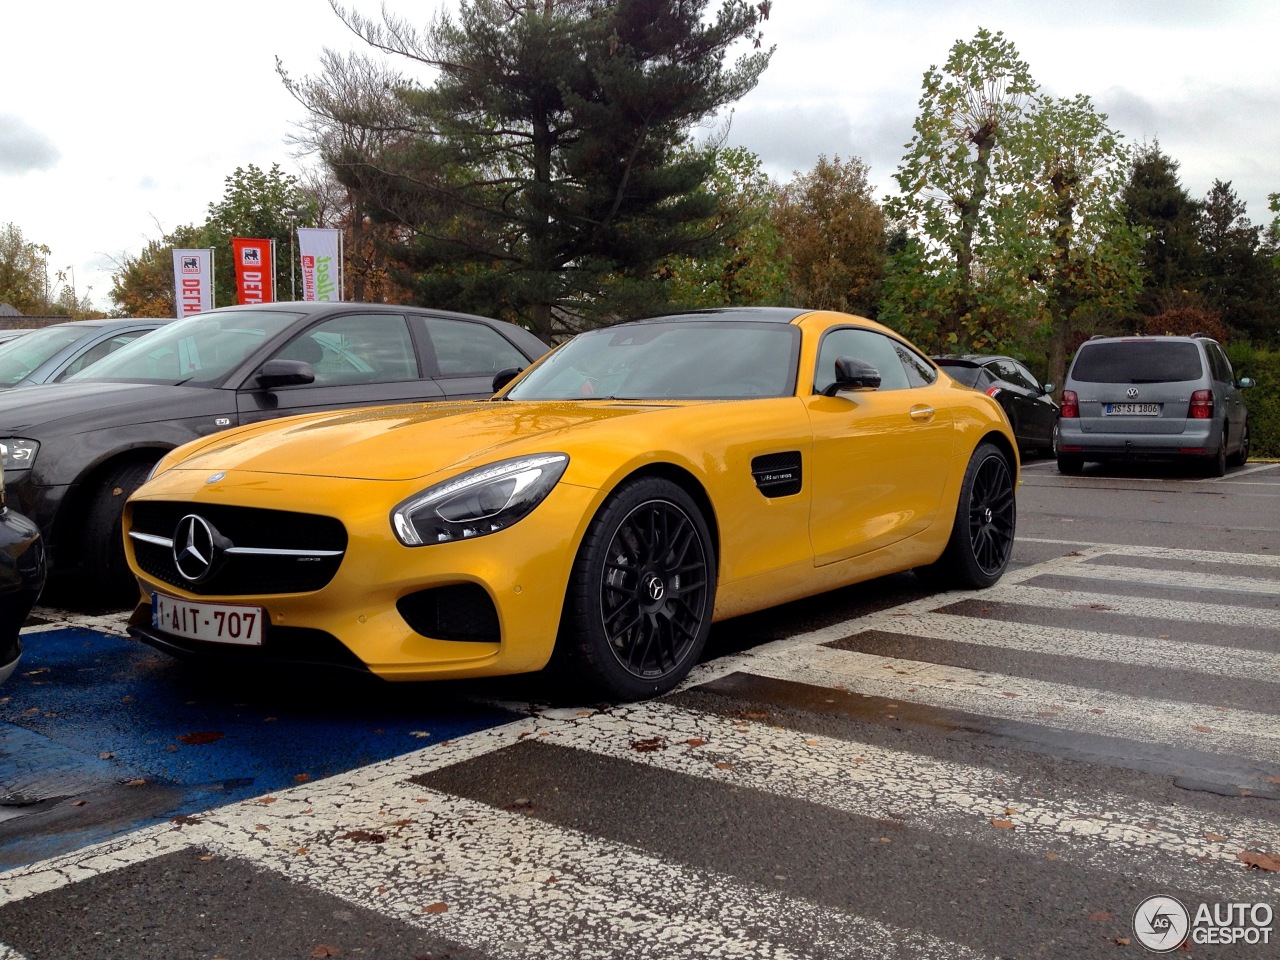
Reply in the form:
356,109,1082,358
0,380,218,432
161,400,691,482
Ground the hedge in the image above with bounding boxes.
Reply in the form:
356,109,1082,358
1225,344,1280,458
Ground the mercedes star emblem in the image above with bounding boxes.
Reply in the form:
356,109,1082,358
173,514,219,583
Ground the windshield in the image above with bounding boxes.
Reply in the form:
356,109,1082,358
506,319,800,401
936,362,982,388
0,324,86,386
67,309,303,386
1071,341,1204,384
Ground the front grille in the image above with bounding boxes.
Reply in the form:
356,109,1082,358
751,451,803,498
397,584,500,642
131,501,347,596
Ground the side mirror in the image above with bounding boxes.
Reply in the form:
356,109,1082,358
1238,377,1255,389
492,366,523,394
1041,382,1055,394
255,359,316,390
822,356,881,396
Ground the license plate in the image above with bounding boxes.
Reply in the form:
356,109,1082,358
152,593,264,646
1104,402,1160,416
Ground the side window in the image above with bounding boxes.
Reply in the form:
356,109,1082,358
56,332,149,380
1205,343,1233,384
896,341,938,387
272,313,418,386
814,328,917,393
992,359,1038,391
422,317,529,378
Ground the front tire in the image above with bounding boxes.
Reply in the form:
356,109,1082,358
81,460,155,607
917,442,1016,590
556,477,716,701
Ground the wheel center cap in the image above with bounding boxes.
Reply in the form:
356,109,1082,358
643,574,666,603
982,506,993,525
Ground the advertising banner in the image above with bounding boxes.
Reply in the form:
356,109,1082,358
231,238,275,304
172,249,214,318
296,227,343,302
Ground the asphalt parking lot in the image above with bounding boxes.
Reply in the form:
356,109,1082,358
1,459,1277,959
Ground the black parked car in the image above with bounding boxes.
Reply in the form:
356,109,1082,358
0,303,549,605
934,354,1060,456
0,465,45,682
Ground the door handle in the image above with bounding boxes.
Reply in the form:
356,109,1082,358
909,405,936,422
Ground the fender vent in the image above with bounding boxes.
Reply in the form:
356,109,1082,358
751,451,802,498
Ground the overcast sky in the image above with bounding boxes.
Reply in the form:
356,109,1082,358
4,0,1279,311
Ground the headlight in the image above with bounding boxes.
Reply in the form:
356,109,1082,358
392,453,569,546
0,439,38,471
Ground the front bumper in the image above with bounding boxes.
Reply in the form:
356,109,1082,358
125,469,600,682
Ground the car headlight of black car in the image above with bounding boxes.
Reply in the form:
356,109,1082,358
392,453,570,546
0,439,38,472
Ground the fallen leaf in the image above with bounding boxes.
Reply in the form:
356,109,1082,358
804,739,820,746
1045,852,1060,861
1116,937,1131,945
1001,691,1020,698
991,818,1015,830
254,797,278,805
685,738,706,748
22,707,38,716
71,800,86,807
342,830,387,844
1090,708,1106,715
293,773,312,784
1205,832,1226,842
1090,910,1115,922
1193,725,1213,734
631,737,665,752
177,731,225,745
120,695,134,703
295,847,309,855
1269,777,1280,785
124,778,147,787
310,945,340,958
98,752,115,760
1238,850,1280,871
199,855,214,862
423,902,449,915
714,762,733,770
166,745,179,752
172,815,203,825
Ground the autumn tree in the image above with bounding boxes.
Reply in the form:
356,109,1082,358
0,223,99,318
293,0,773,338
659,145,786,309
771,155,886,315
882,28,1037,348
1007,94,1143,391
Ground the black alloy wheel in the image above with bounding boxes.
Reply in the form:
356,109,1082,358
557,477,715,701
916,441,1016,590
965,449,1017,581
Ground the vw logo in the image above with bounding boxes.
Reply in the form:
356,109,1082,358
173,514,220,583
1126,387,1139,399
644,574,666,603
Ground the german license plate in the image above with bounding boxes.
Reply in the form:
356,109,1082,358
152,592,264,646
1104,402,1160,416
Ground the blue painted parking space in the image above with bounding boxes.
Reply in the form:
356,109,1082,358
0,624,519,871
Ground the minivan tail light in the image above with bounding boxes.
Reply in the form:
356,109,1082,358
1061,390,1079,418
1189,389,1213,419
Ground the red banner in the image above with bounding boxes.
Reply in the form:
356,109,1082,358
231,238,274,304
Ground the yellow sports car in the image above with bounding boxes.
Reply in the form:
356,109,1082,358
124,308,1018,700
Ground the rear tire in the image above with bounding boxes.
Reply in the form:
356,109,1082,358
1227,420,1249,468
1056,455,1083,475
915,442,1016,590
554,477,716,702
81,460,156,608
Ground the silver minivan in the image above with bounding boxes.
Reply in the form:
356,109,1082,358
1057,334,1254,476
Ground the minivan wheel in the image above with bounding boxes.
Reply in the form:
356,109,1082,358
1056,455,1083,475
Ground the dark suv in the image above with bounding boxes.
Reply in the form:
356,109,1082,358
1057,334,1254,476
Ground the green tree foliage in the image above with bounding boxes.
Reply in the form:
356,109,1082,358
1198,179,1279,345
203,163,313,305
882,28,1037,347
1008,94,1143,391
306,0,773,338
659,145,786,309
771,155,886,315
1121,142,1203,315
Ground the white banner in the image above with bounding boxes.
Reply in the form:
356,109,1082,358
296,228,343,302
172,248,214,318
